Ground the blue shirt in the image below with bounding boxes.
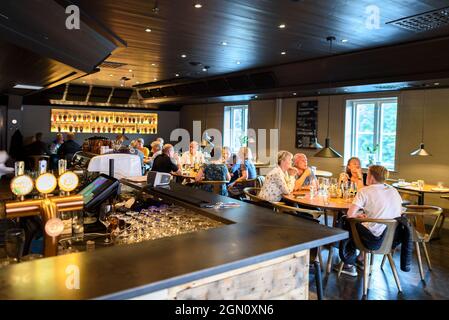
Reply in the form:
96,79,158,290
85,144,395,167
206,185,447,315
230,160,256,183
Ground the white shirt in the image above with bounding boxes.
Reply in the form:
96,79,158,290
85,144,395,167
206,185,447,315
180,151,205,166
352,183,403,237
258,166,295,202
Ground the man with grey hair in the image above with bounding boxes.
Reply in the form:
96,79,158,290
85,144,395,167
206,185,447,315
292,153,317,191
180,141,205,166
151,144,181,174
147,141,163,168
156,137,164,146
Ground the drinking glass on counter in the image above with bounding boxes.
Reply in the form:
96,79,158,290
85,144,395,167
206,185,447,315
417,180,425,190
5,229,26,263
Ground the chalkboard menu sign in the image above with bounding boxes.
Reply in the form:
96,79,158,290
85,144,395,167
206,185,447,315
296,100,318,149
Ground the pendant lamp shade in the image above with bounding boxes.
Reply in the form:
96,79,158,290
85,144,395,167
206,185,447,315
410,143,431,156
314,36,342,159
410,92,432,156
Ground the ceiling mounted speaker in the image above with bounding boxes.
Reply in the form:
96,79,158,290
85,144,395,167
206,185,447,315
88,87,112,103
250,72,277,89
226,75,252,90
66,85,89,101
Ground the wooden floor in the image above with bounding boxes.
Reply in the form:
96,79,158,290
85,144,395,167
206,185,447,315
309,230,449,300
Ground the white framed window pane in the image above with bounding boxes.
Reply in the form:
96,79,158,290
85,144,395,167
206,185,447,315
223,105,248,153
356,103,375,134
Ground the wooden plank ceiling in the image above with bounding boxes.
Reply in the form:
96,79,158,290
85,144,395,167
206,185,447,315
70,0,449,88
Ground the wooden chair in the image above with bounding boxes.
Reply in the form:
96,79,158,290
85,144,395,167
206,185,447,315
196,180,230,195
242,187,280,210
397,205,443,281
272,202,325,300
338,218,401,298
435,196,449,239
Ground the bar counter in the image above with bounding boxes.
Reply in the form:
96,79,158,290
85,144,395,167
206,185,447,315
0,183,347,300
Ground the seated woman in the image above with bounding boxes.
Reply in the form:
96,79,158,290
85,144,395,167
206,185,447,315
227,147,257,197
258,151,298,203
195,162,231,196
220,146,235,170
339,157,366,190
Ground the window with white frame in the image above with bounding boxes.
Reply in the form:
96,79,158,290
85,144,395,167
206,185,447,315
344,97,398,170
223,105,249,153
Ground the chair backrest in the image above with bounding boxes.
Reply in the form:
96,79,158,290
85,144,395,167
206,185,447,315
272,203,322,219
405,205,443,242
197,180,229,195
243,187,262,202
347,217,398,255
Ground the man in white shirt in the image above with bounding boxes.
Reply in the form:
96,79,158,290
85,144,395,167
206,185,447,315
180,141,205,166
339,165,403,276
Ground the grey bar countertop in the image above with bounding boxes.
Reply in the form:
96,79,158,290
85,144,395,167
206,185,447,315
0,182,347,300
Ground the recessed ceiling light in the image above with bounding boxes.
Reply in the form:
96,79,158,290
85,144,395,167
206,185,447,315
181,54,187,58
129,69,133,72
154,78,158,81
293,92,297,96
236,61,241,65
13,84,44,90
281,51,286,55
151,63,156,66
341,39,349,43
254,95,258,99
175,73,180,77
145,28,152,32
279,24,286,29
194,3,202,8
434,82,440,86
202,68,207,72
221,41,228,46
82,81,86,84
109,74,113,77
135,81,140,84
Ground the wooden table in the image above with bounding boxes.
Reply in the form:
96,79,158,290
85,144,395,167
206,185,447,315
284,191,353,273
392,183,449,205
315,170,333,178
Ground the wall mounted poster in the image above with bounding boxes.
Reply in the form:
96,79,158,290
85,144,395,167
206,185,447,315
296,100,318,149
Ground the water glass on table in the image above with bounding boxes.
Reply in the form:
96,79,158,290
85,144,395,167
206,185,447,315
417,180,425,190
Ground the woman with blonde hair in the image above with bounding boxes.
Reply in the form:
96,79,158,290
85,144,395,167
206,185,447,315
258,151,298,202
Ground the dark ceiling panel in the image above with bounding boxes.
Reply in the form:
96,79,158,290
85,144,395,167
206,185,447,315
66,85,90,101
226,75,252,91
109,88,133,104
89,86,112,102
44,85,66,100
207,79,230,92
250,72,277,89
160,86,177,97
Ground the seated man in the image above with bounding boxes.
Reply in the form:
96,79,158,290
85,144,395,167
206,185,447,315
180,141,205,167
151,144,181,174
292,153,318,191
147,141,162,167
338,165,403,277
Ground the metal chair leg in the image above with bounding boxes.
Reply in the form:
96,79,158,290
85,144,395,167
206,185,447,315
415,242,425,281
369,252,374,276
422,242,432,271
363,252,370,297
313,261,324,300
381,255,387,270
318,247,324,271
387,253,402,293
326,246,334,274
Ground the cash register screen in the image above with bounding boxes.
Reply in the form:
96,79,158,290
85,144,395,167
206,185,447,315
78,174,119,211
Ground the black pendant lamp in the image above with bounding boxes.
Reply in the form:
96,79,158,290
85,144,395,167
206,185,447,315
314,36,342,158
410,91,432,156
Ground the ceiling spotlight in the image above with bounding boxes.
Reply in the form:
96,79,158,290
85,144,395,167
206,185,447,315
281,51,286,55
175,73,180,77
151,63,156,66
135,81,140,84
145,28,152,32
82,81,86,84
254,95,258,99
202,65,210,72
341,39,349,43
154,78,158,81
434,82,440,86
293,92,297,96
109,74,113,77
194,3,202,8
202,68,207,72
129,69,133,72
236,61,241,65
181,54,187,58
221,41,228,46
279,24,286,29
